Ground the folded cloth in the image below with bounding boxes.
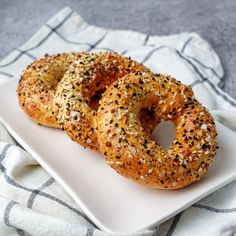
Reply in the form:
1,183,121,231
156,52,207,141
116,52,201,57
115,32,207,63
0,6,236,236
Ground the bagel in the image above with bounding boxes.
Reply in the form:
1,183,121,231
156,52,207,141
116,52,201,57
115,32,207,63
18,52,83,128
97,72,218,189
54,52,158,150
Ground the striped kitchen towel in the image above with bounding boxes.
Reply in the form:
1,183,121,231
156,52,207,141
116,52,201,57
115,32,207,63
0,6,236,236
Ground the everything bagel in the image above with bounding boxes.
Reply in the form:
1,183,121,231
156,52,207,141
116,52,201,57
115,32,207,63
97,72,218,189
54,52,158,150
18,52,83,128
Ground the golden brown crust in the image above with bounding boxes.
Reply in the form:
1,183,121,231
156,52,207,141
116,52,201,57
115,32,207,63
17,52,84,128
97,72,218,189
54,52,158,150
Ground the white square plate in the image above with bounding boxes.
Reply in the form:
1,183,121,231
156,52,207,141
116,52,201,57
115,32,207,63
0,78,236,234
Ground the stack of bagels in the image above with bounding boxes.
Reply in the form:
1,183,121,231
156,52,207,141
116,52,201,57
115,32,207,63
18,52,218,189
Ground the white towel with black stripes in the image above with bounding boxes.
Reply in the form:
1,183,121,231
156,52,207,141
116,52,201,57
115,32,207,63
0,6,236,236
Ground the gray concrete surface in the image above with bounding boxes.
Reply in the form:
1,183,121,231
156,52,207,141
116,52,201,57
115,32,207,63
0,0,235,99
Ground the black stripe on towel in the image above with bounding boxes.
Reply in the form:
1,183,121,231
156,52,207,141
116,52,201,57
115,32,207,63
143,35,150,46
16,49,37,60
165,212,183,236
186,55,221,79
86,228,94,236
181,37,194,53
0,71,14,78
0,162,97,228
4,201,25,236
181,36,222,82
193,203,236,213
142,45,236,107
46,24,116,52
27,177,55,208
86,32,108,52
175,50,236,107
0,144,12,162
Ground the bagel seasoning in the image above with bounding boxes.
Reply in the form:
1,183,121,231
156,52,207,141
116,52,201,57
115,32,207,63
54,52,158,150
97,72,218,189
18,52,83,128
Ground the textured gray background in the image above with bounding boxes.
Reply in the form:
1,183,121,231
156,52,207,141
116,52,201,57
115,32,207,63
0,0,235,99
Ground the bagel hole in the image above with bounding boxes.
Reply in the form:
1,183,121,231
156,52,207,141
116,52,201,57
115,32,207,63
88,88,106,110
139,108,157,135
151,120,176,148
